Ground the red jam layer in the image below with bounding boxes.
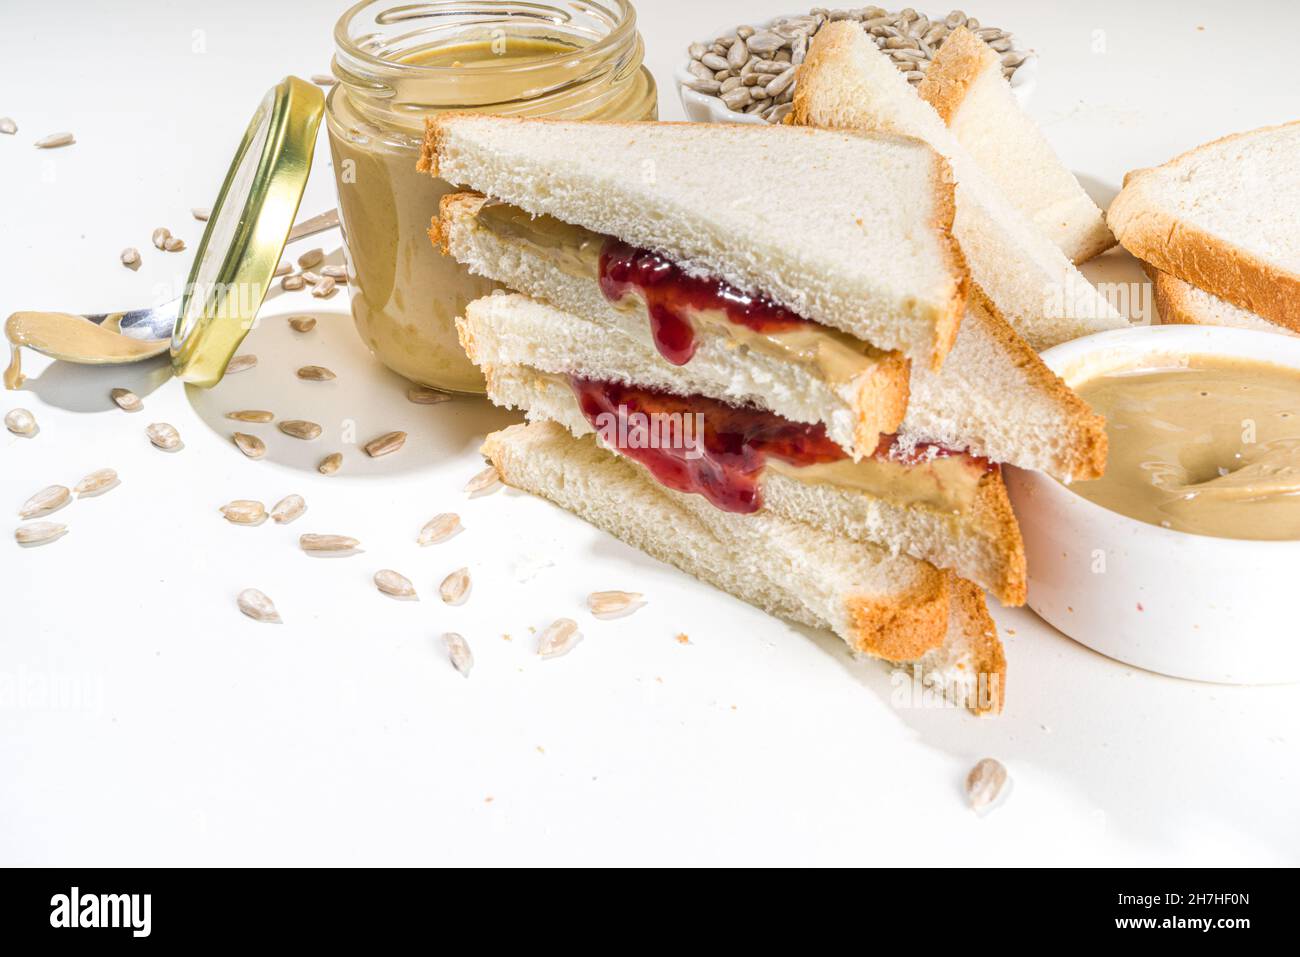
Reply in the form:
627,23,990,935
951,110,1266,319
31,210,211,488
570,377,989,514
597,239,818,366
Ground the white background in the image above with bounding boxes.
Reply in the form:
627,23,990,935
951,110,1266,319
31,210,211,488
1,0,1297,866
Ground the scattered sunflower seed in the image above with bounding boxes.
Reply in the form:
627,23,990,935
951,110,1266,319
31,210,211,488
300,270,322,285
225,353,257,374
375,568,418,599
0,117,16,135
317,452,343,474
232,432,266,459
443,632,473,676
407,385,451,405
537,618,583,659
5,408,37,436
310,73,337,86
120,247,141,270
279,419,322,440
34,132,74,149
320,264,347,280
191,207,211,221
439,567,471,605
15,521,66,546
146,422,181,451
273,261,292,277
587,590,646,620
74,468,118,496
297,248,324,270
110,387,141,412
363,430,405,457
151,227,172,250
281,274,306,291
288,315,316,333
463,465,501,496
965,757,1009,813
417,513,461,546
270,494,306,524
19,485,70,519
297,365,335,381
163,235,185,252
299,533,359,553
237,588,281,623
225,409,274,423
310,276,337,299
220,499,267,525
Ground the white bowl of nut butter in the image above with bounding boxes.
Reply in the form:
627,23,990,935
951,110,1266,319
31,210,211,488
1006,324,1300,684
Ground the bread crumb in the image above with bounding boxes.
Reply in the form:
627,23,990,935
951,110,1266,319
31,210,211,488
502,633,512,641
675,632,691,645
484,796,494,803
536,745,545,755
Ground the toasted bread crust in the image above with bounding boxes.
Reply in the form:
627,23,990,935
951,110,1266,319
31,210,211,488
916,26,991,125
1108,120,1300,332
846,570,952,661
971,468,1027,606
1150,266,1297,336
953,578,1006,716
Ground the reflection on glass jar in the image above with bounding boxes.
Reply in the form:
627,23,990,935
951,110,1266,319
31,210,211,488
326,0,658,393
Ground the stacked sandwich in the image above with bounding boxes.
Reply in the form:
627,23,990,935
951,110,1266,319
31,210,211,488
418,25,1114,715
1107,121,1300,338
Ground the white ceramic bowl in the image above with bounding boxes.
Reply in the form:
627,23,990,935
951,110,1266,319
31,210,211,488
1005,324,1300,685
676,15,1037,124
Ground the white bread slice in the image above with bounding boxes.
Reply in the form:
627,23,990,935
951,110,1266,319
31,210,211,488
482,420,1005,714
1108,121,1300,332
918,27,1114,264
420,114,968,367
460,292,1027,606
434,192,910,458
1151,268,1298,337
900,290,1107,482
793,22,1127,350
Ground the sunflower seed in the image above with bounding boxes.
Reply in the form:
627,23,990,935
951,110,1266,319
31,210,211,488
220,499,267,525
439,567,471,605
225,353,257,374
225,409,274,423
110,387,141,412
273,261,292,277
407,385,451,405
34,132,74,149
270,494,305,524
965,757,1009,813
443,633,473,676
146,422,181,450
237,588,281,623
297,365,335,381
279,419,322,440
191,206,211,221
363,430,405,457
587,590,646,620
375,568,417,599
5,408,37,436
300,270,322,285
120,247,140,270
310,276,337,299
320,264,348,280
300,533,359,553
287,315,316,332
418,513,462,546
317,452,342,474
297,248,324,270
0,117,16,135
281,274,305,291
19,485,70,519
464,465,501,496
232,432,265,459
537,618,582,659
151,227,171,249
74,468,118,496
15,521,66,546
310,73,337,86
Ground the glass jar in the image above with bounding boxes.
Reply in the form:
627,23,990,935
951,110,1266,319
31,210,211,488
326,0,658,393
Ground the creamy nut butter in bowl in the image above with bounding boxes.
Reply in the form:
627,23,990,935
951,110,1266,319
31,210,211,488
326,0,658,394
1005,325,1300,684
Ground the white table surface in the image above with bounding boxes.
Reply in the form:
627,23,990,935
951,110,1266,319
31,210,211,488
1,0,1296,867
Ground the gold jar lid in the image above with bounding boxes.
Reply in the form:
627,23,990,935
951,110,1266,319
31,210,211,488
171,77,324,385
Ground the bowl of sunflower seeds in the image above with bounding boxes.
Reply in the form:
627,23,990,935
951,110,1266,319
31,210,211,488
677,7,1035,125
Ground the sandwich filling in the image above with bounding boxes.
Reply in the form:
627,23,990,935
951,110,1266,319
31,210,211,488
569,377,991,515
474,201,892,387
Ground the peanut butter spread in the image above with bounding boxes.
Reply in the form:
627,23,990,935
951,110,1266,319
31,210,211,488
1072,357,1300,540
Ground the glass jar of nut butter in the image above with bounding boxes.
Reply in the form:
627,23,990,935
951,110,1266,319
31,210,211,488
326,0,658,393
